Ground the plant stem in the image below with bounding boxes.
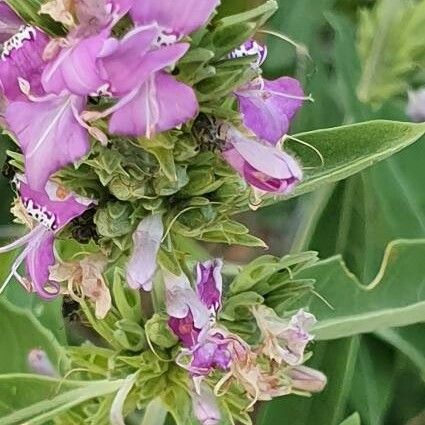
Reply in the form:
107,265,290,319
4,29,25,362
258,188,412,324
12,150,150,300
141,398,168,425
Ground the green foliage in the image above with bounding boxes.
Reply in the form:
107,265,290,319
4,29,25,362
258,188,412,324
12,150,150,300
276,120,425,202
340,413,361,425
357,0,425,104
295,239,425,340
0,299,65,374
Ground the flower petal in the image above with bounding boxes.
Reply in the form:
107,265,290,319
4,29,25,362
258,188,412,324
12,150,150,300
0,2,22,42
109,71,198,137
18,177,91,230
6,94,90,190
130,0,219,35
25,231,60,300
196,259,223,313
165,271,210,331
237,77,304,144
0,26,49,100
126,214,164,291
191,384,221,425
223,127,302,194
98,25,160,96
42,31,108,96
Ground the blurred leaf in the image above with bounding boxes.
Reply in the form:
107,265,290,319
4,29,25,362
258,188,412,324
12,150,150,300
0,374,80,417
0,375,123,425
5,0,65,35
357,0,425,104
281,120,425,202
0,299,65,374
340,413,361,425
377,326,425,378
259,337,360,425
295,239,425,340
349,337,396,425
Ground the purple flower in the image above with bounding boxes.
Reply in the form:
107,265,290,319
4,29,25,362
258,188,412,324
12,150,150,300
190,332,232,376
6,93,90,190
236,77,305,145
166,265,233,378
129,0,220,37
222,126,302,194
96,26,198,137
0,177,92,299
196,259,223,314
0,26,49,100
126,214,164,292
165,271,210,348
228,40,268,68
0,2,23,43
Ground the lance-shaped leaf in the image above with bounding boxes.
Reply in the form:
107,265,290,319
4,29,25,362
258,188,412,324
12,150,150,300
0,375,124,425
293,239,425,340
275,120,425,203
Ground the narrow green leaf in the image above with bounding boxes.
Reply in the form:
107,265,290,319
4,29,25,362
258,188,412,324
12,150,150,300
349,337,396,425
0,376,123,425
377,326,425,377
294,239,425,340
283,120,425,201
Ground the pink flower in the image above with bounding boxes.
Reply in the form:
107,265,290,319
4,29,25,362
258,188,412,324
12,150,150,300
0,177,92,299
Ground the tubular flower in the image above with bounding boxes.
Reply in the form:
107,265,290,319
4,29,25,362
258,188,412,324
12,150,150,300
221,125,303,194
0,25,49,100
0,176,92,299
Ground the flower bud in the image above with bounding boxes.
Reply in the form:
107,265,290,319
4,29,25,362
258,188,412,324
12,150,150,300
288,365,327,393
27,349,58,377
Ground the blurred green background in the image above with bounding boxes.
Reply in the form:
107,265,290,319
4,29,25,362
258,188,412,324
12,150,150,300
1,0,424,424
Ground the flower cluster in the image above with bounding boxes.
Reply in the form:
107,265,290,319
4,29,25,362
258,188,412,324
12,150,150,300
0,0,324,423
165,260,326,424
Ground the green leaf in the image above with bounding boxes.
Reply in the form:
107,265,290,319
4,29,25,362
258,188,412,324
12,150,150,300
357,0,425,104
377,326,425,377
258,337,360,425
0,374,80,417
0,375,124,425
294,239,425,340
349,337,396,425
282,120,425,201
340,413,361,425
0,299,65,374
